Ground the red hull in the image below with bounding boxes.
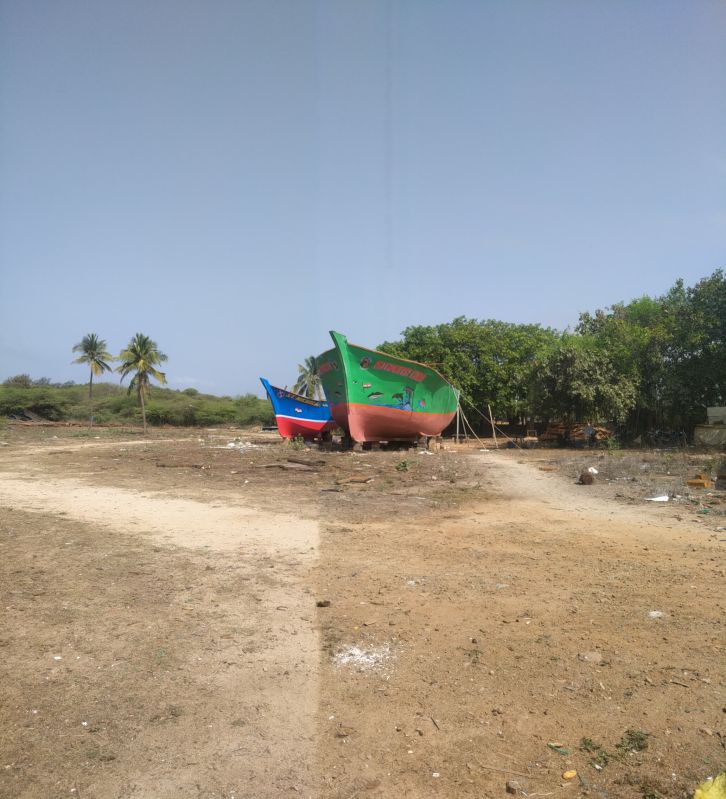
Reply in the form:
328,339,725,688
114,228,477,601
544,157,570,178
331,402,455,443
276,416,336,440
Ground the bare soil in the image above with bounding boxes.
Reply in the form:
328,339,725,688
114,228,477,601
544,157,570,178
0,425,723,799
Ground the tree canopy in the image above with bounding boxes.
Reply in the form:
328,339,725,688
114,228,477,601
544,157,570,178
116,333,168,433
379,317,559,424
379,269,726,436
72,333,113,400
293,356,323,400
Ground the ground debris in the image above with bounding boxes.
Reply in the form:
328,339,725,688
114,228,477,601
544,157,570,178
260,461,317,471
335,475,375,485
155,462,206,469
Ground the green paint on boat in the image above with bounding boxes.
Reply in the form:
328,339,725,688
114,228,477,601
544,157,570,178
316,331,459,442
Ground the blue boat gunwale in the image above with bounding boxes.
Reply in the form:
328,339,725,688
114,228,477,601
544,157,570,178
259,377,332,422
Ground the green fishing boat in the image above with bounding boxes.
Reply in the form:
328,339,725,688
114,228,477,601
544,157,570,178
316,331,459,443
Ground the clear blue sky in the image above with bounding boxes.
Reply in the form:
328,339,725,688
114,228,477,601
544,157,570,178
1,1,724,396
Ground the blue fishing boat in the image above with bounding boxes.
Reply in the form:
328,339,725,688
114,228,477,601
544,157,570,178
259,378,336,440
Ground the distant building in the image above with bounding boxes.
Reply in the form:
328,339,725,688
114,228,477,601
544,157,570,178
694,406,726,446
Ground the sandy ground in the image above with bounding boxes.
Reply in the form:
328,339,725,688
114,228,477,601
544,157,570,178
0,426,723,799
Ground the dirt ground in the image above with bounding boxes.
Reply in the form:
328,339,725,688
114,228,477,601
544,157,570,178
0,425,723,799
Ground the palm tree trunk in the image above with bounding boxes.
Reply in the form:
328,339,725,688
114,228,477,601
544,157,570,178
139,384,147,434
89,371,94,427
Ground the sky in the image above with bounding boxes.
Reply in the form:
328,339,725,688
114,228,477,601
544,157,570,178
1,0,724,396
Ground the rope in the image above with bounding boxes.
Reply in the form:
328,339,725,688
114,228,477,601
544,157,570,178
457,405,487,447
458,393,524,450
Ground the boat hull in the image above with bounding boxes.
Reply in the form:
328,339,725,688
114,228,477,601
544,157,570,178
259,378,336,440
316,332,458,443
331,402,456,442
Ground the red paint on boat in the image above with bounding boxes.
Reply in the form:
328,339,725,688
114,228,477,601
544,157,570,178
276,416,336,440
331,403,455,442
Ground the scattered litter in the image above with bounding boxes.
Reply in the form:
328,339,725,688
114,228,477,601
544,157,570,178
694,771,726,799
645,495,669,502
562,770,577,780
209,441,259,450
547,742,570,755
316,599,331,608
333,643,393,672
432,772,440,778
587,467,598,475
53,656,62,661
648,610,665,619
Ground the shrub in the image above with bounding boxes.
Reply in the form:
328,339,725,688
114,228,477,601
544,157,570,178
3,374,33,388
0,379,274,428
0,388,67,420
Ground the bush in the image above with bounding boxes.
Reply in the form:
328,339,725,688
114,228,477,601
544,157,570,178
236,394,274,426
3,374,33,388
0,379,274,428
0,388,68,421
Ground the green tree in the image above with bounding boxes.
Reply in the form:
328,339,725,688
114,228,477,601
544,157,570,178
530,334,638,424
575,270,726,436
72,333,113,425
662,270,726,427
293,356,323,399
116,333,168,433
577,297,668,433
380,317,558,427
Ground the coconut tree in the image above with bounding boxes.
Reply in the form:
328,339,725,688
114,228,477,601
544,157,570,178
116,333,168,433
293,356,322,399
72,333,113,425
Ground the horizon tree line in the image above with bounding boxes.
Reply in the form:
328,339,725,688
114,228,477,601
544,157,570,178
7,268,724,438
253,269,726,440
378,269,726,437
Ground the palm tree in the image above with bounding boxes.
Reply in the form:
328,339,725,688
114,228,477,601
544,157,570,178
293,356,322,400
72,333,113,425
116,333,168,433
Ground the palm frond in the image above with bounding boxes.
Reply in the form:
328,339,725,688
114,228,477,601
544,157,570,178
293,355,322,400
116,334,168,423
